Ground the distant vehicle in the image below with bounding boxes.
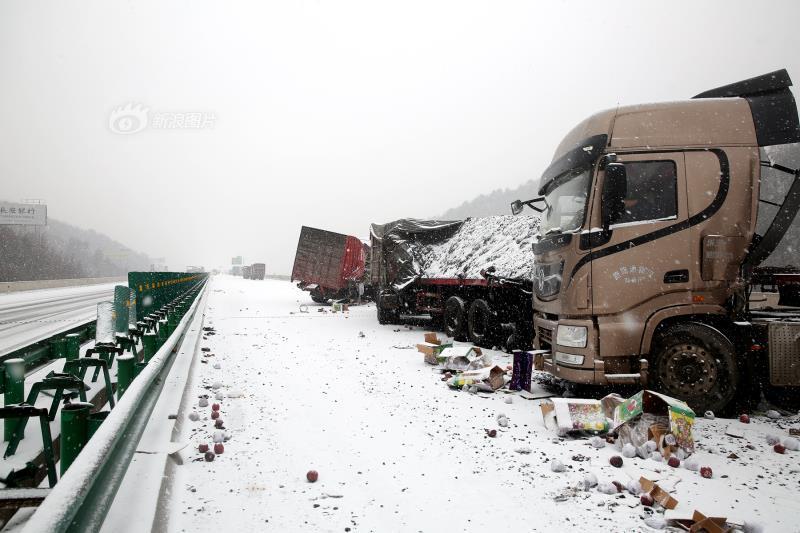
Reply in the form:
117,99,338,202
371,218,534,351
242,265,252,279
291,226,370,303
251,263,265,280
231,265,242,276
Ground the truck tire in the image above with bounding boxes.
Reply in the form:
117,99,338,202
376,295,398,325
651,323,739,415
444,296,468,340
468,299,496,347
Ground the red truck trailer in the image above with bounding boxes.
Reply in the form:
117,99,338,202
371,216,537,350
291,226,369,303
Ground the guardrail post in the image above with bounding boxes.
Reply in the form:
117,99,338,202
157,319,169,343
65,333,81,362
134,362,147,377
87,411,110,440
117,354,135,399
3,359,25,442
49,337,67,359
142,333,158,361
60,402,92,475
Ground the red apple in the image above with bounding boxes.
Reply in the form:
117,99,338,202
609,456,623,468
667,456,680,468
204,451,215,462
700,466,713,479
774,444,786,454
641,493,655,506
212,403,220,411
214,442,224,454
211,410,220,420
214,418,224,428
198,443,209,453
307,470,319,482
739,414,750,424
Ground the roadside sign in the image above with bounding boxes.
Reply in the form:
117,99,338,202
0,202,47,226
232,256,242,265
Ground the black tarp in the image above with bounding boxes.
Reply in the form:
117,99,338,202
370,218,463,290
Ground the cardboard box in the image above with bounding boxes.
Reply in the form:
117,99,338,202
424,332,441,345
541,398,609,435
416,342,453,365
614,390,695,452
670,511,731,533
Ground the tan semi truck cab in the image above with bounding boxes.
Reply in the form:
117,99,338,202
514,69,800,413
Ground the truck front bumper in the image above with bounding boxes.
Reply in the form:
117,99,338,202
535,316,648,386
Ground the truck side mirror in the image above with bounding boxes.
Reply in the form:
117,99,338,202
602,163,627,229
510,200,524,215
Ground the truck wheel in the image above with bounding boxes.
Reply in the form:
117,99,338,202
468,299,496,347
376,294,398,325
444,296,468,340
651,323,739,414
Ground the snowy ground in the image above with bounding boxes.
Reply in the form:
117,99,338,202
0,282,118,356
163,276,800,532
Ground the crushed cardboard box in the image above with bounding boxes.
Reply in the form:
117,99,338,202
439,346,484,371
640,477,678,510
669,510,732,533
447,365,506,391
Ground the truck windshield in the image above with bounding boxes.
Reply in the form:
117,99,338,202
539,168,592,234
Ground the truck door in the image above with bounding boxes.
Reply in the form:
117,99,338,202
590,152,691,319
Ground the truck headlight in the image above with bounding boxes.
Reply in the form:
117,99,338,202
556,325,587,348
555,351,585,366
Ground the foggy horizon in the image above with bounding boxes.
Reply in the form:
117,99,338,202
2,0,799,273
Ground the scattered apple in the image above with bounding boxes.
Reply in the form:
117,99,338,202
214,442,224,454
198,443,209,453
214,418,224,429
211,410,220,420
774,443,786,454
609,455,623,468
739,414,750,424
212,403,220,411
204,451,215,462
307,470,319,482
667,456,680,468
640,493,655,507
700,466,713,479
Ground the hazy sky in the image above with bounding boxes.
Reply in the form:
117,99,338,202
2,0,799,274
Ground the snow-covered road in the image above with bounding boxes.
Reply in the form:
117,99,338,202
0,283,118,356
163,276,800,532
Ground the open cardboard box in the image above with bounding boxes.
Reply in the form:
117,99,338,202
614,390,695,452
540,398,609,435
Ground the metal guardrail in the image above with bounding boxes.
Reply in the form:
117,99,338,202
21,278,207,533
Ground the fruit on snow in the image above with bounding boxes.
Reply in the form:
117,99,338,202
204,451,215,462
214,418,224,428
700,466,713,479
198,443,209,453
667,456,680,468
739,414,750,424
214,443,224,454
212,403,220,411
774,444,786,454
211,410,220,420
306,470,319,482
640,493,655,507
609,455,623,468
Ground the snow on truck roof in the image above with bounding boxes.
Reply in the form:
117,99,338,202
419,215,539,281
